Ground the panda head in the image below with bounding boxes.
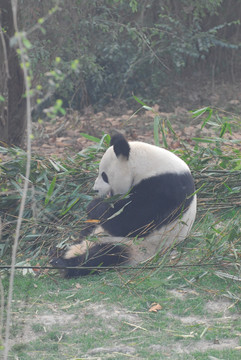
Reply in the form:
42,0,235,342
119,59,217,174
93,133,132,197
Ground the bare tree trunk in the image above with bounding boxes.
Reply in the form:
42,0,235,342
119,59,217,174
0,0,26,146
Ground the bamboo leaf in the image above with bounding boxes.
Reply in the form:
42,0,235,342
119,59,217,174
153,115,160,146
160,122,168,148
192,107,210,117
80,133,101,143
49,159,61,171
143,105,153,111
192,137,216,143
60,197,80,215
106,201,132,220
133,95,147,107
192,107,213,129
201,108,213,129
166,119,176,136
220,122,228,138
45,176,56,205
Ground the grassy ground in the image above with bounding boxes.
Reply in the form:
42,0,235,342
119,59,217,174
2,248,241,360
1,108,241,359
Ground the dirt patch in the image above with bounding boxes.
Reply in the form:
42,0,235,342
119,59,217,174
30,80,241,159
168,312,239,326
87,344,136,356
156,338,240,355
205,298,233,314
168,288,199,299
10,311,81,347
187,338,239,352
166,295,239,326
31,106,198,157
34,312,79,326
10,302,141,349
90,303,141,323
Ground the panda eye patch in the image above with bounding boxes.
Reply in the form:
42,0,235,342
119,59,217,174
101,172,109,183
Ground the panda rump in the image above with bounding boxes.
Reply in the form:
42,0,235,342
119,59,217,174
50,133,197,277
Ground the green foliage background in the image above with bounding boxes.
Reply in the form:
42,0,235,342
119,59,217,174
18,0,241,112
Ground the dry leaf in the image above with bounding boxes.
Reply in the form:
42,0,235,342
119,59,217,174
148,303,162,312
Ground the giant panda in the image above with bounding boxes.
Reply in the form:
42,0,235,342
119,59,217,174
50,133,197,277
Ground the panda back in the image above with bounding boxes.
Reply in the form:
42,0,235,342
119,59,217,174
129,142,191,186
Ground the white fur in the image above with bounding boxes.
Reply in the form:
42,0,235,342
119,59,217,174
94,141,190,196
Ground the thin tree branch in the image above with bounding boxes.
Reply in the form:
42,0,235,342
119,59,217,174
3,0,32,358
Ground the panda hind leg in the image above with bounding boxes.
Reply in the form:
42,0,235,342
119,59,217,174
50,241,130,278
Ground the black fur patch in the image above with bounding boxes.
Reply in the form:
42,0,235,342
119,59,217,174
50,243,129,278
88,172,195,237
51,169,195,277
110,133,130,159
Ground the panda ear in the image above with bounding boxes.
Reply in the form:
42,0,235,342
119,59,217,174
110,133,130,159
